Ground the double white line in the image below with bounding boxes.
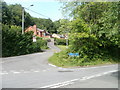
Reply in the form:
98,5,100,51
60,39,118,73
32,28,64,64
40,69,118,88
40,78,79,88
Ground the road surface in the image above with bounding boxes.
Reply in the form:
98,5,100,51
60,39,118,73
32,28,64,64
1,39,119,89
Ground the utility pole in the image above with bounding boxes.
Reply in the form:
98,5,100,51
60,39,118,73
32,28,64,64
22,7,24,34
22,5,34,34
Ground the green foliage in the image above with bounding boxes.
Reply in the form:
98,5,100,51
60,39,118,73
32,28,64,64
57,19,70,34
69,33,101,59
2,25,31,57
49,2,120,67
57,45,67,51
33,18,57,33
2,1,12,25
63,2,120,61
2,24,48,57
49,50,118,68
54,38,66,45
98,2,120,47
2,1,49,57
36,37,48,49
70,18,90,33
49,50,70,67
2,1,35,27
2,1,57,33
53,20,61,33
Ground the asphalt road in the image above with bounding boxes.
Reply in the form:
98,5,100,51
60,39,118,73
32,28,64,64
1,39,119,89
60,71,119,88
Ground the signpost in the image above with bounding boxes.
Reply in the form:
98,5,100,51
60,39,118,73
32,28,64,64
33,36,36,42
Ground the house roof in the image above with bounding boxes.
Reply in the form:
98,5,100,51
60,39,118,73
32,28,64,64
25,25,50,35
37,28,50,34
37,28,45,32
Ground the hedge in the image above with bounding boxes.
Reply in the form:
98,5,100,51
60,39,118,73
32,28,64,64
54,38,66,45
2,25,47,57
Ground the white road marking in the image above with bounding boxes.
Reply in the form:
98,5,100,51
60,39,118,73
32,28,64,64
13,72,21,74
0,72,8,75
22,71,31,73
34,71,39,72
85,64,116,69
81,69,118,81
40,78,79,88
1,64,117,76
1,73,8,75
48,63,57,67
1,69,49,75
40,69,118,88
74,64,117,71
43,70,47,72
48,64,117,72
51,82,74,88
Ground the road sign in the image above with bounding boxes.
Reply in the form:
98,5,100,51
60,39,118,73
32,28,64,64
68,53,79,57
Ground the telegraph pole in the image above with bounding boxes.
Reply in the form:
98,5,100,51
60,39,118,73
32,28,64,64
22,5,34,34
22,7,24,34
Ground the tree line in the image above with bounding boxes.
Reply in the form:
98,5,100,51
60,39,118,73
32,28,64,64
1,1,50,57
1,1,67,57
64,2,120,59
2,1,60,33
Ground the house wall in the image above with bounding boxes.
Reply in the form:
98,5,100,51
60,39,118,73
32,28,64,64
52,34,60,38
33,25,37,36
25,25,37,36
25,25,50,38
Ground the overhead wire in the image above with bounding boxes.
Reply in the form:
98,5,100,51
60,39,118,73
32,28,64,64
3,2,51,19
24,7,50,19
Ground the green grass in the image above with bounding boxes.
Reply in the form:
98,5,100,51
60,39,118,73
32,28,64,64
48,45,119,68
48,50,119,68
57,45,67,51
41,46,49,49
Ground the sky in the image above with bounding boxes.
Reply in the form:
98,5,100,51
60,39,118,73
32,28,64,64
4,0,64,21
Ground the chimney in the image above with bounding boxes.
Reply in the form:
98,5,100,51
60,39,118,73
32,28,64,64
33,25,37,35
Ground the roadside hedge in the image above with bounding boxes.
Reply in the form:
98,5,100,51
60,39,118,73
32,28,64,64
36,37,48,49
54,38,66,45
2,25,47,57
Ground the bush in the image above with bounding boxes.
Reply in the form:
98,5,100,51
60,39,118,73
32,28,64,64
49,49,118,68
54,38,66,45
2,24,47,57
36,38,48,49
49,32,119,67
69,33,100,59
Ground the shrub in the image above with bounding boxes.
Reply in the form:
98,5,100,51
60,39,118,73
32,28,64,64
54,38,66,45
2,24,47,57
36,38,48,49
69,33,100,59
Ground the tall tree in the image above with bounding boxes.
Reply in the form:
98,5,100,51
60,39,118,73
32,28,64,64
61,1,120,59
8,4,35,28
2,1,12,25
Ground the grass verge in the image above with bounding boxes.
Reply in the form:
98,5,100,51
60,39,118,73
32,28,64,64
57,45,67,51
49,46,119,68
